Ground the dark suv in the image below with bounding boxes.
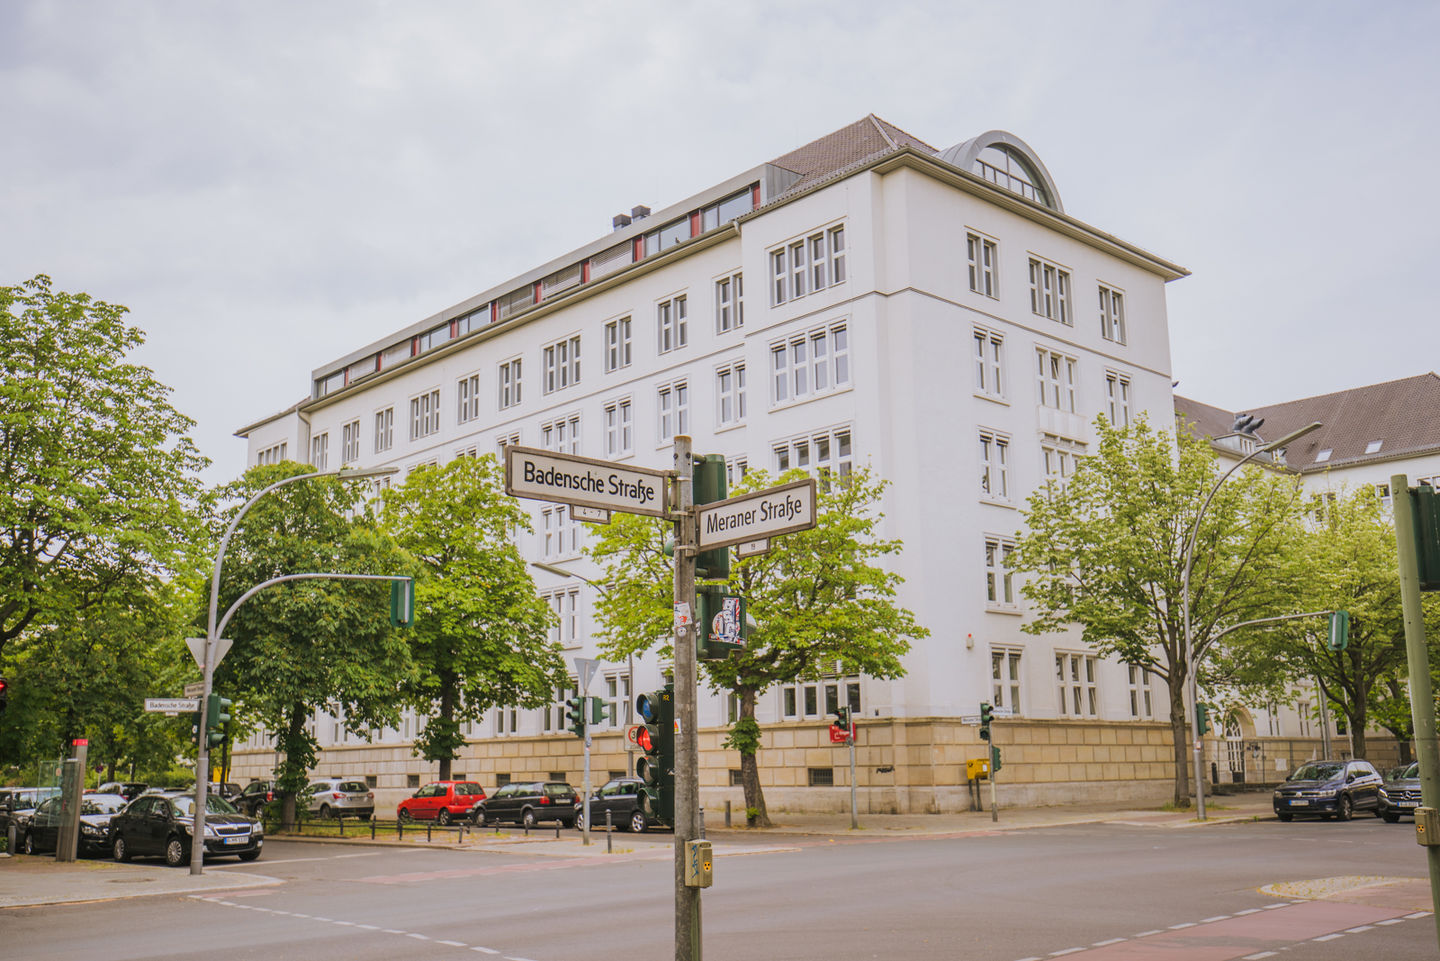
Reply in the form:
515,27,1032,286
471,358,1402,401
1273,758,1383,821
471,781,576,828
1379,762,1421,822
573,777,662,833
236,780,278,816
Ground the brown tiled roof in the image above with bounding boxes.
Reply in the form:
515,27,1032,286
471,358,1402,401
1176,373,1440,472
768,114,937,197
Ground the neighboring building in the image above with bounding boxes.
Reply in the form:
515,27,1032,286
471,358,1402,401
234,115,1193,811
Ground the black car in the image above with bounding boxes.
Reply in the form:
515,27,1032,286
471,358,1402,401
22,793,127,856
110,793,263,866
236,780,278,816
471,781,576,828
573,777,663,833
95,781,148,801
1273,758,1383,821
1379,762,1422,822
1,787,60,837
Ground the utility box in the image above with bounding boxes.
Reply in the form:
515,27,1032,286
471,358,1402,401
966,757,991,780
1416,807,1440,847
684,839,713,888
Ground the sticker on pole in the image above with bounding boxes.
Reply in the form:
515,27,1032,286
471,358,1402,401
673,602,692,628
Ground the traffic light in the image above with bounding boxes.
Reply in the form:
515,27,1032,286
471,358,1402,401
697,586,745,660
390,578,415,628
205,694,232,748
979,702,994,741
0,676,8,713
564,695,586,738
1196,702,1211,737
589,697,609,725
991,745,1003,772
693,454,730,579
190,711,202,747
635,684,675,826
1327,610,1349,651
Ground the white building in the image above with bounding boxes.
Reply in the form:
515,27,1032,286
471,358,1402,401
235,116,1192,811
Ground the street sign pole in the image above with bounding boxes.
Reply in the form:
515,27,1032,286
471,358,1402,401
574,656,599,848
672,436,701,961
848,714,858,830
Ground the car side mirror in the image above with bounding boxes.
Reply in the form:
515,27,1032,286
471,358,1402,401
1346,773,1356,782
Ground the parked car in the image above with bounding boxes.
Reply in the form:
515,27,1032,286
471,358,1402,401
236,780,279,816
305,778,375,819
110,793,262,866
1,787,60,837
1272,758,1384,821
573,777,663,833
95,782,148,801
471,781,576,828
212,782,244,804
397,781,486,825
1379,762,1422,822
22,793,128,856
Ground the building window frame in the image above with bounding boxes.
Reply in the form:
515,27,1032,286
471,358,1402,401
716,360,746,428
984,534,1017,607
657,380,689,443
1035,348,1077,412
604,316,632,373
603,397,633,458
769,321,850,407
341,420,360,465
1056,652,1099,718
979,429,1010,501
497,357,522,410
991,648,1022,715
1105,371,1131,427
657,295,689,354
542,335,581,395
409,388,442,441
310,432,329,470
715,272,743,334
541,413,581,455
772,426,853,482
374,407,394,453
973,328,1004,399
457,373,481,424
967,231,998,298
1028,255,1072,325
1099,284,1126,344
769,224,846,306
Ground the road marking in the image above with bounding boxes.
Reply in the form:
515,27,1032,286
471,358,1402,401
1090,938,1125,946
382,929,405,934
1262,903,1287,909
406,933,430,940
1313,933,1344,941
1234,908,1262,915
1242,953,1277,960
1405,911,1433,919
1345,925,1375,933
357,924,380,930
1167,921,1196,929
1376,918,1405,925
1132,929,1163,937
1198,915,1230,923
1049,949,1084,957
332,920,354,926
439,941,466,947
470,949,500,955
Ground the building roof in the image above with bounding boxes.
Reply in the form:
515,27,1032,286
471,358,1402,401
768,114,937,199
1176,372,1440,472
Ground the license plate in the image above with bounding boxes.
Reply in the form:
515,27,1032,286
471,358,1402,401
224,835,248,845
1399,802,1418,809
1289,799,1308,806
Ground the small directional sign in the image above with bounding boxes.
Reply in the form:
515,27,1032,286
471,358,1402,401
696,479,817,552
505,446,669,518
145,698,200,713
960,714,982,725
183,681,205,698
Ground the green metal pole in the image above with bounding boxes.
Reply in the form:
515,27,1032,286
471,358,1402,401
1391,474,1440,949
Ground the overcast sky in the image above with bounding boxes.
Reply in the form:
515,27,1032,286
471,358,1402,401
4,1,1436,484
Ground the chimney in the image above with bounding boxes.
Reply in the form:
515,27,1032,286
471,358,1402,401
631,204,651,221
612,213,632,231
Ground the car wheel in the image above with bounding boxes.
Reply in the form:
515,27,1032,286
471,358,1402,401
629,810,647,834
1276,812,1293,822
522,808,537,829
574,810,585,831
398,809,414,823
113,835,131,862
1337,795,1353,821
238,850,261,862
1373,806,1385,819
164,836,187,867
436,809,453,826
319,805,332,820
1384,810,1401,823
22,832,36,855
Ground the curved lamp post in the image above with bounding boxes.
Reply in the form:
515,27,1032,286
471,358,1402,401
1181,422,1320,820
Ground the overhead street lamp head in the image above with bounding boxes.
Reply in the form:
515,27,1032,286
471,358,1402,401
1260,421,1323,454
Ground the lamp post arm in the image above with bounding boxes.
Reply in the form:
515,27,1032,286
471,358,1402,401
216,572,411,640
1193,609,1334,664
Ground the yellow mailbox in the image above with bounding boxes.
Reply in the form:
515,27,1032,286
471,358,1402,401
966,757,991,780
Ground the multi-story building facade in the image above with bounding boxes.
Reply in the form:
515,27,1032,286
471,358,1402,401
235,116,1192,812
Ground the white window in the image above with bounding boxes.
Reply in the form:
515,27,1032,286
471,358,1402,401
256,441,287,466
779,675,861,719
601,674,629,730
493,706,519,737
770,322,850,405
543,684,578,733
541,414,581,455
374,408,393,453
543,335,581,394
967,232,998,298
457,373,481,424
992,649,1022,714
716,361,746,427
770,225,845,305
603,397,633,458
1127,665,1155,720
979,429,1009,500
726,455,748,487
973,328,1004,398
657,381,689,441
716,273,743,333
496,431,520,456
1266,700,1281,736
1036,348,1077,412
541,504,581,560
341,420,360,465
657,295,688,353
1041,435,1085,487
311,432,329,469
604,316,632,372
1296,700,1312,737
1056,652,1099,717
773,426,853,483
498,358,522,410
409,389,441,440
1028,256,1071,324
543,587,580,648
1099,284,1126,344
1105,371,1131,426
984,535,1016,606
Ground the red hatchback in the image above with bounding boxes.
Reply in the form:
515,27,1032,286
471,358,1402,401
396,781,486,825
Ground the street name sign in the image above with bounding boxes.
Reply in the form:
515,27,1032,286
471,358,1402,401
505,446,669,518
695,478,817,551
145,698,199,713
960,715,982,725
183,681,206,698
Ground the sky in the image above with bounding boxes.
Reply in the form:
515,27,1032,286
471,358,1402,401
3,1,1436,484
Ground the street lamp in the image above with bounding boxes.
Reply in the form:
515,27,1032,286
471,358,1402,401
191,464,398,875
1181,421,1320,820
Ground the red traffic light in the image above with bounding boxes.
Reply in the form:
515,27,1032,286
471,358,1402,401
636,727,653,752
0,677,8,695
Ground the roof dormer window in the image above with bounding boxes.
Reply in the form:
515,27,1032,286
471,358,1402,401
1315,448,1332,463
1364,440,1383,454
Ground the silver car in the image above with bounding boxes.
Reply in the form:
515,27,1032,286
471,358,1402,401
305,778,374,819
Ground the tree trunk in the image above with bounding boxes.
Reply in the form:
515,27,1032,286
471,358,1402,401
1348,706,1368,760
280,703,306,830
737,689,770,828
1167,673,1191,807
437,674,456,782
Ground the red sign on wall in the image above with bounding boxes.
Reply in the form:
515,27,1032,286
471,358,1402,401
829,725,852,744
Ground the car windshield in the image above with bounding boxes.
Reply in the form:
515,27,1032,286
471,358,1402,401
170,795,240,817
82,797,126,815
1290,762,1344,782
339,781,368,793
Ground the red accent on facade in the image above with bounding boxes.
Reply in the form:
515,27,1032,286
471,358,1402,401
343,369,350,386
751,184,761,208
689,211,701,236
633,238,644,261
581,261,591,284
533,282,542,304
411,337,420,356
491,302,498,324
450,319,458,338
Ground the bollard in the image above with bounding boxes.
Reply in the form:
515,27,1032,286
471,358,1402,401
426,823,432,842
725,800,731,828
524,821,529,837
371,817,377,841
554,821,559,840
338,817,345,837
606,810,613,853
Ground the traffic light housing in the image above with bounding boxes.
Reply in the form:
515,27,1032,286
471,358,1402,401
693,454,730,579
1327,610,1349,651
1196,702,1211,737
697,586,745,660
991,745,1003,772
589,697,609,725
0,676,8,713
390,577,415,628
564,695,586,738
835,706,850,730
635,684,674,826
979,702,994,741
205,694,232,748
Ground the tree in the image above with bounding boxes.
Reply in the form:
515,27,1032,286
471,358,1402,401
587,467,925,827
379,456,564,781
212,464,415,826
0,275,206,659
1011,417,1305,806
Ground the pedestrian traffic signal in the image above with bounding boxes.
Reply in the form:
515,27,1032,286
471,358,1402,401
205,694,232,748
564,695,586,738
1196,702,1211,736
692,454,730,579
0,676,8,714
635,684,674,826
1327,610,1349,651
979,702,994,741
390,578,415,628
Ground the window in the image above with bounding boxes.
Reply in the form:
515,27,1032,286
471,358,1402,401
1041,435,1085,487
1296,700,1312,737
657,381,689,441
543,335,581,394
644,217,691,255
1105,371,1131,426
544,685,578,734
716,361,746,427
543,587,580,648
780,676,861,719
417,323,450,353
1056,653,1099,717
311,432,329,470
1028,257,1071,324
496,431,521,455
973,328,1004,398
603,397,633,458
726,455,748,487
604,316,632,372
601,673,629,730
457,373,481,424
1099,285,1126,344
1375,483,1393,511
770,322,850,405
541,414,581,455
770,225,845,305
1266,700,1281,736
1364,439,1383,454
657,295,688,353
409,389,441,440
256,442,287,466
773,427,853,482
978,429,1009,500
1127,665,1154,720
716,273,743,333
808,768,834,787
341,420,360,465
498,358,522,410
493,707,519,736
984,535,1016,606
1314,448,1332,463
967,232,998,298
541,505,581,560
1035,348,1077,412
701,187,755,230
374,408,394,453
992,649,1022,714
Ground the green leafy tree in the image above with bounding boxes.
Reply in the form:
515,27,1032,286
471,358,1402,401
212,464,416,826
588,467,925,827
379,456,564,781
1011,418,1305,806
0,275,206,658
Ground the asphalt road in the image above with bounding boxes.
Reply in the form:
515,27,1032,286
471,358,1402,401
3,817,1436,961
